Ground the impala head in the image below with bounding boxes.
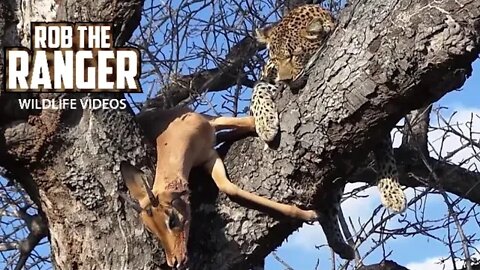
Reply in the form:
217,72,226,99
120,162,191,269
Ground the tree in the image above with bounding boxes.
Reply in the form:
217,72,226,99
0,0,479,269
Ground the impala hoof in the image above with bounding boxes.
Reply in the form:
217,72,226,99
304,210,321,224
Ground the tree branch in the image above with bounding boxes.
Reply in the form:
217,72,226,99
402,105,432,155
143,36,261,110
352,147,480,204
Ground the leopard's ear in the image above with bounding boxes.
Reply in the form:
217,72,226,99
255,24,275,44
305,15,336,40
293,47,303,55
304,18,324,40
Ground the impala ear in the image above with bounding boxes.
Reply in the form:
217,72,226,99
119,193,143,213
120,162,150,203
170,190,189,215
158,190,188,203
159,190,189,212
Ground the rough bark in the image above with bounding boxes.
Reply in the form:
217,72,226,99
402,105,432,155
0,0,479,270
359,260,410,270
0,0,167,269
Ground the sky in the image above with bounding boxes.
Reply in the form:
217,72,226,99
1,2,479,269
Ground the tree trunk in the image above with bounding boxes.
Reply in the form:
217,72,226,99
0,0,479,270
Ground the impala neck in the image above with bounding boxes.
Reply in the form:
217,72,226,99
153,164,189,193
154,141,192,193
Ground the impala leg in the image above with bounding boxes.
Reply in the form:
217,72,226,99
203,151,318,222
205,115,256,132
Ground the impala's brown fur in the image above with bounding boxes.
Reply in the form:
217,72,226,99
120,107,318,269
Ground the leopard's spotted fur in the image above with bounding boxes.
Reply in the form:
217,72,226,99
250,82,279,143
250,4,407,260
256,4,335,83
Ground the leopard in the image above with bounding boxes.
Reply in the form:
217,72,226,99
255,4,336,84
249,4,407,260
